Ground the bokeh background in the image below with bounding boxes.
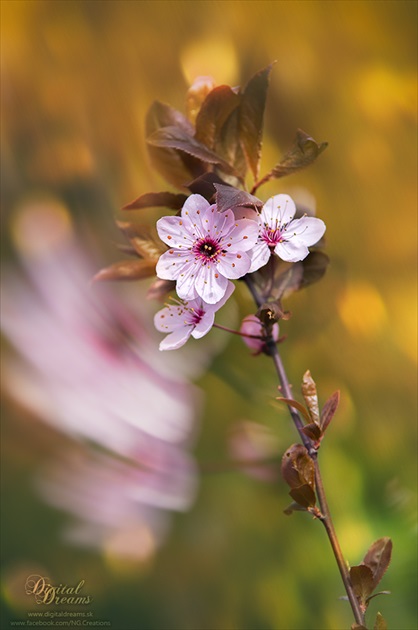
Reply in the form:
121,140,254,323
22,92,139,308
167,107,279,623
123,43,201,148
1,1,417,629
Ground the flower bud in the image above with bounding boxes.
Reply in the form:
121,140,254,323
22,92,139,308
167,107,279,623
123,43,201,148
239,315,279,355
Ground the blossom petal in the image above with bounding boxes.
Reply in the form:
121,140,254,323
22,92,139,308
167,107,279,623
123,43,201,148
262,194,296,229
194,264,228,304
181,194,212,239
248,241,271,273
156,250,190,281
274,239,309,262
159,326,193,351
217,251,251,279
213,279,235,309
156,216,194,249
227,219,259,251
232,207,259,222
284,216,326,247
192,311,215,339
154,305,187,334
176,261,199,301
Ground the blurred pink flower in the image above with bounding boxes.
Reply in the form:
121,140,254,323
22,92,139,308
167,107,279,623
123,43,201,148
228,421,280,483
1,201,202,560
37,440,196,560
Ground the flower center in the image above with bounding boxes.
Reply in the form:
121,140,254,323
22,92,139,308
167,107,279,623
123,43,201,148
186,307,205,326
193,237,220,264
262,226,284,247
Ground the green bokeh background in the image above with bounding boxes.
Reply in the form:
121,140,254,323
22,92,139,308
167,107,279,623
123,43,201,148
1,1,416,629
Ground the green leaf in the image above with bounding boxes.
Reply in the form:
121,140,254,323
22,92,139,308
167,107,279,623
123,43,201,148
254,128,328,190
363,538,393,590
351,625,368,630
239,64,274,180
320,390,340,433
122,192,187,211
374,612,388,630
350,564,375,607
195,85,241,150
301,370,320,425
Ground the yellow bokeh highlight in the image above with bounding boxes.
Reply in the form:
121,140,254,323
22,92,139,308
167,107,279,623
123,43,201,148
181,37,238,87
337,281,387,338
355,65,417,125
11,198,73,259
337,519,374,562
103,524,156,576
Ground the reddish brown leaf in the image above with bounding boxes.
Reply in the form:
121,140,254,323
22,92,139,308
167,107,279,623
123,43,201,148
301,370,320,425
186,76,216,124
320,390,340,433
115,220,142,240
93,260,156,283
122,192,188,211
213,107,247,182
276,398,311,423
254,128,328,190
147,126,239,177
185,172,227,200
283,501,308,515
147,278,176,301
362,538,393,590
300,251,330,289
146,100,194,135
373,612,388,630
115,222,166,261
146,102,204,189
289,483,316,509
195,85,241,150
350,564,375,607
214,183,263,213
281,444,315,490
301,422,322,442
239,64,274,180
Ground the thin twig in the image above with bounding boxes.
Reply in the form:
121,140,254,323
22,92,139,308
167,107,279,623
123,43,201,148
244,274,366,628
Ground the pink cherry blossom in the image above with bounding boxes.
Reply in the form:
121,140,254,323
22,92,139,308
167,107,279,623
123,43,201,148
156,194,259,304
155,282,235,351
249,194,326,270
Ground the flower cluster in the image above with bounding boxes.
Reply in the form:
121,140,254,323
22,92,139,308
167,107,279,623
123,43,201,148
93,68,329,353
154,192,326,350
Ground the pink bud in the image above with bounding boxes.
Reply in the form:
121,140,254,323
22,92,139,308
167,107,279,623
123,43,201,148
239,315,279,355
